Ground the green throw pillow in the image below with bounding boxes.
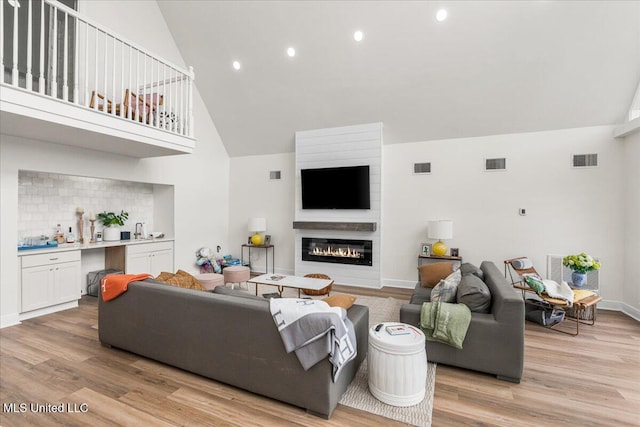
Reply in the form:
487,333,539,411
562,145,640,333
523,275,545,293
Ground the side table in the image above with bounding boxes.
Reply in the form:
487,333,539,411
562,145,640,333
241,244,275,274
418,254,462,269
368,322,427,406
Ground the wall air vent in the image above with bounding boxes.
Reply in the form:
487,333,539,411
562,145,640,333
414,162,431,174
485,158,506,171
572,154,598,168
269,171,282,180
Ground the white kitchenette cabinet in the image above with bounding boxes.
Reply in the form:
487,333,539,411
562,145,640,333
20,250,81,313
125,240,174,276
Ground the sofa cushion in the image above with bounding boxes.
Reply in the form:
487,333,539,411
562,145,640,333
431,269,461,303
418,262,453,287
323,294,356,309
460,263,484,280
212,285,268,302
457,274,491,313
157,270,206,291
410,284,433,305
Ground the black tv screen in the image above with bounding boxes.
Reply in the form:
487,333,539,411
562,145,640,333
301,165,371,209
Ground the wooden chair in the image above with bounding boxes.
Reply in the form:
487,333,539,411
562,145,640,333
504,257,602,336
123,89,164,124
89,91,121,116
302,273,333,296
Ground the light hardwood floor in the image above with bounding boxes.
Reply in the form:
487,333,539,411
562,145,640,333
0,286,638,427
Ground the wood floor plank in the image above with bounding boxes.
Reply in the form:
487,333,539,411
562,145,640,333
0,294,638,427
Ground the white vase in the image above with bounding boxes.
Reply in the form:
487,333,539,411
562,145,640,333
103,226,121,241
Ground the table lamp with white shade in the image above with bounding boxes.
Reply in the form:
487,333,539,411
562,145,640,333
248,218,267,246
428,220,453,256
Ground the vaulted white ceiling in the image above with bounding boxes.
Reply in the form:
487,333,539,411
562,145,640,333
158,1,640,157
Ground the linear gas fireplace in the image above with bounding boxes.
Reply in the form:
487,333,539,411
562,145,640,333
302,237,373,266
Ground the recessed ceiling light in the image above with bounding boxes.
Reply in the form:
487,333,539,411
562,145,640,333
435,8,448,22
353,30,364,42
232,61,241,71
287,47,296,57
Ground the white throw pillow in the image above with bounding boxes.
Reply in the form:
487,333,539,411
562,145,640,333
431,268,462,303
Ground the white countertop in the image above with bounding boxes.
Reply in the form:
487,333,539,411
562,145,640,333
17,238,174,256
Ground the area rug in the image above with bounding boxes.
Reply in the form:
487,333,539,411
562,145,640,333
337,293,436,427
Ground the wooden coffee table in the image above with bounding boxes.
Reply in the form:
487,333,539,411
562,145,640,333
248,274,333,298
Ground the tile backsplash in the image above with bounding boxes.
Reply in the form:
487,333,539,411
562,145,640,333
18,171,154,241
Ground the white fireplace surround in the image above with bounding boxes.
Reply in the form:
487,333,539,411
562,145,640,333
294,123,382,288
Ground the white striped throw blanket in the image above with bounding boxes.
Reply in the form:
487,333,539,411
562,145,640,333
270,298,356,381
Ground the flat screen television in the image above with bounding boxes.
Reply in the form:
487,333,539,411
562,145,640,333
301,165,370,209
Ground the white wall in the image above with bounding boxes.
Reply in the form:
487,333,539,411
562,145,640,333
228,153,296,274
0,0,230,327
229,125,629,309
622,131,640,317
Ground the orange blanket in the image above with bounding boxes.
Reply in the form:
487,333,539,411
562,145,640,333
101,273,152,302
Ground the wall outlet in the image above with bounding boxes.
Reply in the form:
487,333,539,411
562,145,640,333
519,208,526,216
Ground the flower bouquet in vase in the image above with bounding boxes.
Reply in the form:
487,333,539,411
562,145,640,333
562,253,600,288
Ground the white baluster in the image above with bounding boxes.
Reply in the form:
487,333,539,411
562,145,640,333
26,0,33,90
62,13,68,101
84,21,88,105
111,32,115,115
134,49,139,121
38,0,44,93
142,53,147,123
103,30,107,112
11,0,19,85
127,44,132,119
93,26,98,109
161,62,167,130
74,15,79,104
0,0,4,84
119,40,124,116
188,66,194,138
51,6,58,98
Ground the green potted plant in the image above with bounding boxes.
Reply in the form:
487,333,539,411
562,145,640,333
562,252,600,288
97,210,129,241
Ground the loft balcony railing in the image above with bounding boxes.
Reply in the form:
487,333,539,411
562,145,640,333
1,0,194,139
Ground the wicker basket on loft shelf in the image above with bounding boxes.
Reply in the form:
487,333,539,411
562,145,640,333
302,273,334,296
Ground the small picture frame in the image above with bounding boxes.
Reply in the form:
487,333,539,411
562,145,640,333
264,235,271,245
421,243,431,257
248,236,253,244
450,248,460,257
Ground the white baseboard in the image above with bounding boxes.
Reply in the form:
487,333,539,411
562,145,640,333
599,300,640,321
18,301,78,322
0,313,21,329
382,278,416,289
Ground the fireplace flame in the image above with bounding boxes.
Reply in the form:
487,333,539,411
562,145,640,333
311,245,362,259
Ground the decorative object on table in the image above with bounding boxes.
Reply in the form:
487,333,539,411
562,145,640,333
97,210,129,241
76,207,85,244
55,224,65,244
450,247,459,257
264,234,271,245
248,217,267,246
96,231,103,242
421,243,431,256
428,219,453,256
66,226,76,243
562,253,601,288
301,273,334,296
89,212,96,243
196,246,222,273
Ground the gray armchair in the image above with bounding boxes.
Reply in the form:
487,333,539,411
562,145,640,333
400,261,525,382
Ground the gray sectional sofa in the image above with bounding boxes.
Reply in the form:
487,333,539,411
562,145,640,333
98,279,369,418
400,261,525,382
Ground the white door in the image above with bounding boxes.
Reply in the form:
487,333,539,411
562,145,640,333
54,261,81,304
22,265,53,312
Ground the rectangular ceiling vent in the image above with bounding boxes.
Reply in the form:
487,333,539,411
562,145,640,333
572,154,598,168
485,158,506,171
414,162,431,174
269,171,281,180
